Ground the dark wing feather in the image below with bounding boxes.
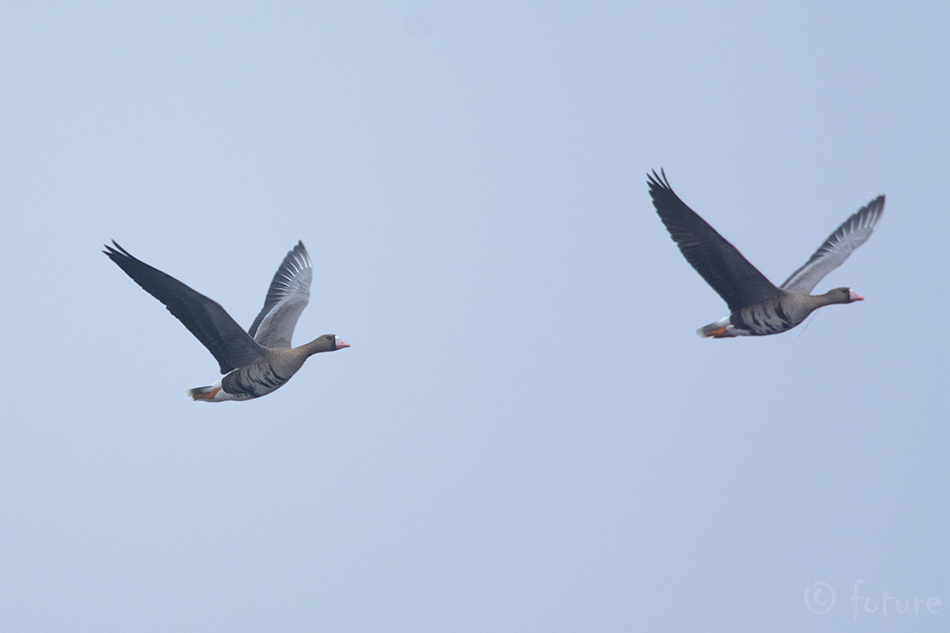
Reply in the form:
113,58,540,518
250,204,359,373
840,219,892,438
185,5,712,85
104,241,265,374
648,169,780,312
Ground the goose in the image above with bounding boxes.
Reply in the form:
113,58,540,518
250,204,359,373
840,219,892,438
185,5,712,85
648,169,884,338
104,241,349,401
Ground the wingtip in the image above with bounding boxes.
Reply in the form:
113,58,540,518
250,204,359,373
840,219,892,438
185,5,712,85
289,240,311,267
103,240,131,259
647,168,672,191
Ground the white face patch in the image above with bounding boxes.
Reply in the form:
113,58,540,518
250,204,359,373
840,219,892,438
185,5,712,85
334,336,351,349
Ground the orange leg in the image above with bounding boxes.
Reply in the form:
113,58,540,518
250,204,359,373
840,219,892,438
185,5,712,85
192,387,221,400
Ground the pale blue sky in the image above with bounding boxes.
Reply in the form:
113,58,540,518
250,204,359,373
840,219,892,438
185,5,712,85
1,1,947,631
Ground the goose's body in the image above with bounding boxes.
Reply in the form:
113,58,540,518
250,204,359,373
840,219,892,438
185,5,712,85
648,170,883,338
104,241,348,401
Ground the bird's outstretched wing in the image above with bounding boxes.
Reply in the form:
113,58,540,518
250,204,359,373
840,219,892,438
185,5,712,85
780,195,884,293
649,169,780,311
248,241,313,349
104,241,265,374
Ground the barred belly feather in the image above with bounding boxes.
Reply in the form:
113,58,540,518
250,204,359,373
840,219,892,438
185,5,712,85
222,362,292,399
733,298,801,336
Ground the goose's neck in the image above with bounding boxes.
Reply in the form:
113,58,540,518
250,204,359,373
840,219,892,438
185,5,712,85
294,335,344,358
815,289,858,307
298,338,334,357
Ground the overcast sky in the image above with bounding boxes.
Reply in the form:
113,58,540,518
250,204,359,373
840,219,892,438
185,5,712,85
1,1,947,631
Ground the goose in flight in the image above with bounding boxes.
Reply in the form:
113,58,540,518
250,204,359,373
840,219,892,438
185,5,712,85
648,170,884,338
104,241,349,401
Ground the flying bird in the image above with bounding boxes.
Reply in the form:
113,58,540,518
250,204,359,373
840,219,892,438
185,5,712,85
104,241,349,401
648,170,884,338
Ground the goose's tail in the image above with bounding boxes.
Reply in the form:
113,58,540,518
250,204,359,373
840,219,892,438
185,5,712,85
188,384,225,402
697,316,736,338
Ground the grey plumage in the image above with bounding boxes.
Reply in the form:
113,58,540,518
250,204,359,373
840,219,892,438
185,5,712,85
104,241,348,401
648,170,884,338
